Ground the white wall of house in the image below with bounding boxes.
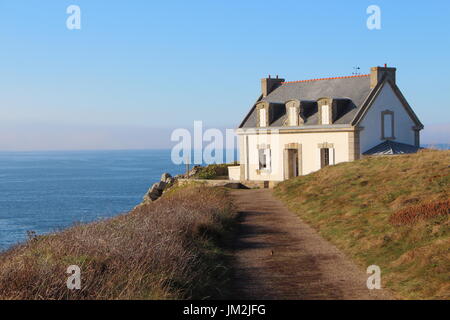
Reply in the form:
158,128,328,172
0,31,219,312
238,130,351,181
359,82,416,153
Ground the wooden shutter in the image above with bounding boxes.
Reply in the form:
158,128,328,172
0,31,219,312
320,148,325,168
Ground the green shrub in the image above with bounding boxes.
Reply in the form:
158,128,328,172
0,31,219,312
197,164,235,180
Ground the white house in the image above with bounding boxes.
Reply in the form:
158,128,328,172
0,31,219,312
230,65,423,182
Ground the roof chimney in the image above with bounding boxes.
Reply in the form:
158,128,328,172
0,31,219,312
370,65,396,88
261,76,284,97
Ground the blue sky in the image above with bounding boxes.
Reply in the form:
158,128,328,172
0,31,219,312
0,0,449,150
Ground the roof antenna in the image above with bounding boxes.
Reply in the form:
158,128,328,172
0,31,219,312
352,66,361,76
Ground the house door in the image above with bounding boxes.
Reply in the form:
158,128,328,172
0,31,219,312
286,149,299,179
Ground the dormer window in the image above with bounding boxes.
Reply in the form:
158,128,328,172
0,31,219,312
259,108,267,127
285,100,301,126
256,102,270,128
318,98,333,125
321,104,330,124
288,106,297,126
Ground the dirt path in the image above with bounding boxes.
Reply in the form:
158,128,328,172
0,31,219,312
230,189,393,300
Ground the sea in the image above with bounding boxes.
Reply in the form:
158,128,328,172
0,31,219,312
0,150,204,251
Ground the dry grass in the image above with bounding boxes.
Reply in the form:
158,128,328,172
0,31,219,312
390,200,449,226
275,149,450,300
0,186,236,300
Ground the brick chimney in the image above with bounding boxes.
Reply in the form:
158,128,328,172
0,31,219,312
261,75,284,97
370,64,396,88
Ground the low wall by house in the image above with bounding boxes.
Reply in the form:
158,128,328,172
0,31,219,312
177,178,279,189
227,166,241,181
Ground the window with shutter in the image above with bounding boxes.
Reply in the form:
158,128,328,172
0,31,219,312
258,149,271,171
258,149,266,169
320,148,330,168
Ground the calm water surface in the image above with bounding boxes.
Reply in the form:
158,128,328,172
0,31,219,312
0,150,185,251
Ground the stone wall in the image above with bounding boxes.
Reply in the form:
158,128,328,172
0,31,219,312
177,178,279,189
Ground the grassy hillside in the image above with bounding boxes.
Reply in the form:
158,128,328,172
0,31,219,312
0,186,236,300
274,149,449,300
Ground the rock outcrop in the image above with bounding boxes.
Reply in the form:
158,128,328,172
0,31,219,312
143,165,209,203
143,173,175,202
174,165,202,179
161,173,175,186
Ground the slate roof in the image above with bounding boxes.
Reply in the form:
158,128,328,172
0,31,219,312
240,75,372,128
362,140,421,155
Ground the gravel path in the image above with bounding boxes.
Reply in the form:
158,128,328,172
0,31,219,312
230,189,393,300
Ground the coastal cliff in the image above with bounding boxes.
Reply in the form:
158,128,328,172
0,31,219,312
0,185,236,299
